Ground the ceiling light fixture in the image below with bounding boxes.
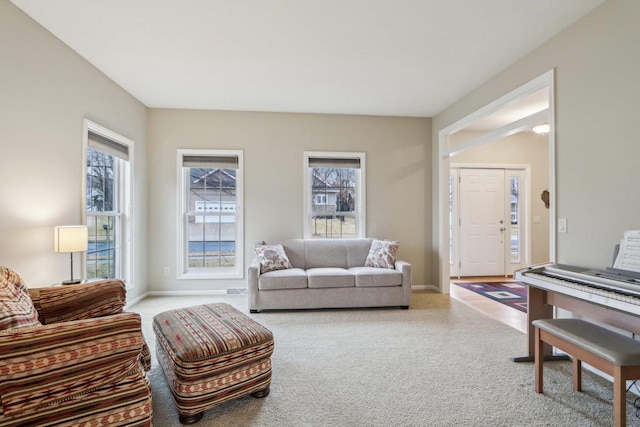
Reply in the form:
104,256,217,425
532,123,550,134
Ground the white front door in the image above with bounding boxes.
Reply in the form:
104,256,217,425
459,168,505,276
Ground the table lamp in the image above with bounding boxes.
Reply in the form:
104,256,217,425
54,225,88,284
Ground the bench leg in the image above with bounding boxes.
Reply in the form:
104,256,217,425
573,358,582,391
535,327,543,393
613,366,625,427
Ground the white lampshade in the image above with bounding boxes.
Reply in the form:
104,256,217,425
54,225,88,253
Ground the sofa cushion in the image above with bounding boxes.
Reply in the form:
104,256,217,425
254,244,292,273
304,239,349,269
364,240,400,269
282,239,306,268
0,267,40,331
346,238,374,267
258,268,308,290
349,267,402,287
307,268,355,288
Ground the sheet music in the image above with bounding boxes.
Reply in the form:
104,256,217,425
613,230,640,273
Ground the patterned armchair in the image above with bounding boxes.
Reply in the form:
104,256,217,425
0,267,152,427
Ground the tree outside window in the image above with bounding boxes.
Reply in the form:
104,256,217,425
305,152,365,239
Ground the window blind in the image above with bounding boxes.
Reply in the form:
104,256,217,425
88,131,129,161
182,155,239,169
308,157,361,169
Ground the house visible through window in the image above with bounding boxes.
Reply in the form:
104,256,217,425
84,121,132,283
304,152,365,239
178,149,243,278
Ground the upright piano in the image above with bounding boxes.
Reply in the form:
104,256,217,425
514,263,640,362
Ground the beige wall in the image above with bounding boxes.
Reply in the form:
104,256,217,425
7,0,633,296
148,109,431,291
1,2,432,296
451,131,550,265
433,0,640,287
0,2,149,301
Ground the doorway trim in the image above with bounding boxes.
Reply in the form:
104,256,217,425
437,69,556,294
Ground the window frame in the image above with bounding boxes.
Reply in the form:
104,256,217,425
177,149,244,279
505,169,527,269
303,151,366,239
81,119,134,287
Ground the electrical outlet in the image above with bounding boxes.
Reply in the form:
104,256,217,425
163,267,170,276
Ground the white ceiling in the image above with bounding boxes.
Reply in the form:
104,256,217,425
11,0,604,117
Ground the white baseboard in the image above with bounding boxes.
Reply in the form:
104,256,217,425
129,287,438,308
125,291,149,309
146,290,229,296
125,290,233,309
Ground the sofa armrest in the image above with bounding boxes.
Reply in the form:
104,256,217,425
395,260,412,306
248,257,261,311
0,312,144,416
28,279,126,324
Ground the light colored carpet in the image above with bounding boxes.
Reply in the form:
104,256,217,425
130,291,639,426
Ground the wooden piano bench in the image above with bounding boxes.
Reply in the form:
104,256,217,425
533,318,640,427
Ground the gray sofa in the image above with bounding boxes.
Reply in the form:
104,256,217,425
248,238,411,312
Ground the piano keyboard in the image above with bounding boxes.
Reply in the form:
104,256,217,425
514,263,640,359
516,264,640,315
525,271,640,305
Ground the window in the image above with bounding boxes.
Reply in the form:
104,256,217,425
303,152,365,239
509,175,521,263
83,120,133,284
178,149,243,278
449,174,454,265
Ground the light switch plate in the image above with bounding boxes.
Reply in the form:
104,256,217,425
558,218,567,233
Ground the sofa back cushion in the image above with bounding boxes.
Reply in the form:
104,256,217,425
346,238,374,267
0,266,40,331
303,238,373,269
304,239,348,268
282,239,306,269
281,238,377,269
29,279,126,324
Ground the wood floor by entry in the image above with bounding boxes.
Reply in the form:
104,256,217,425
450,277,527,334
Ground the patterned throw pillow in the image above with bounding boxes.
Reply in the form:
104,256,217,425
254,245,293,273
0,266,40,330
364,240,400,269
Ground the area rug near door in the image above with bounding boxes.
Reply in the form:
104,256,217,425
454,281,527,312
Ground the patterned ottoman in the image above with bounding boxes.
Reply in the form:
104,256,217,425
153,303,274,424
